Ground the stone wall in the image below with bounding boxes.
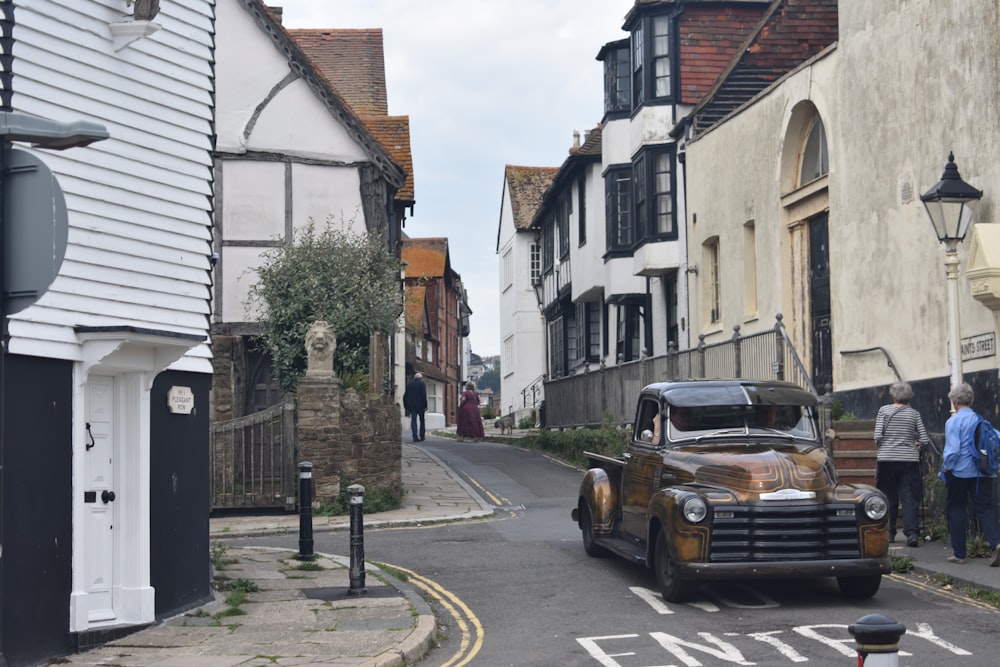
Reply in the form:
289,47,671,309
297,375,402,505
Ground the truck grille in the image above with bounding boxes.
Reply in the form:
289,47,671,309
709,503,861,562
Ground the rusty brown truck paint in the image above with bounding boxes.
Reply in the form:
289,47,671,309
573,379,891,602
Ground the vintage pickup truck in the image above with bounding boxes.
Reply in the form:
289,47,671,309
571,379,891,602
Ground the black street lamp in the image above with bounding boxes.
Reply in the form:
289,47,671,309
920,152,984,388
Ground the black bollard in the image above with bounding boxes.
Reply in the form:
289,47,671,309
296,461,315,561
848,613,906,666
347,483,367,595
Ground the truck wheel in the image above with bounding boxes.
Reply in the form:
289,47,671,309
654,531,692,602
837,574,882,599
580,502,609,557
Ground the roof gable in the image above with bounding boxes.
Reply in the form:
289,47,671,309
289,27,415,204
402,238,450,278
505,165,559,231
237,0,404,188
688,0,839,136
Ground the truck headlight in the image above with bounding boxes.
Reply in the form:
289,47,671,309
864,495,888,520
682,497,708,523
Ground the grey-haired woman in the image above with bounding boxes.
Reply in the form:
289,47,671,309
873,381,930,547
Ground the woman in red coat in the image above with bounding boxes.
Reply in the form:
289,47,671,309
456,382,485,441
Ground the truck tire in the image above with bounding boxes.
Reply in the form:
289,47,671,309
654,530,693,602
580,502,609,557
836,574,881,599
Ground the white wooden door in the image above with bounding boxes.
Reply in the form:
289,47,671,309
85,376,118,623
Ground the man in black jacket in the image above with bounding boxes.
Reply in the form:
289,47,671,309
403,372,428,442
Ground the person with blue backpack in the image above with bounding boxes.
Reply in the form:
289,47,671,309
940,382,1000,565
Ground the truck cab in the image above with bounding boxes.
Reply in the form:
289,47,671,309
572,380,891,601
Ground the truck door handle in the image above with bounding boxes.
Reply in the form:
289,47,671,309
101,490,116,504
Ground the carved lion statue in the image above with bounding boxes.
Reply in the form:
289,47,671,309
305,321,336,376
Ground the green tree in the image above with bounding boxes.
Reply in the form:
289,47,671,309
477,368,500,393
247,220,402,393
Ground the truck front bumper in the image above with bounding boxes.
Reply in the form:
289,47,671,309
675,557,892,581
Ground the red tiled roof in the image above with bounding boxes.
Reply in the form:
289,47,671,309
689,0,839,135
364,115,415,203
288,27,415,203
288,28,388,117
402,238,449,278
505,166,558,231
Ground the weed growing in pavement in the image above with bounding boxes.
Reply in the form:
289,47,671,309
213,577,260,594
210,541,238,571
891,555,914,573
371,561,409,582
290,561,324,571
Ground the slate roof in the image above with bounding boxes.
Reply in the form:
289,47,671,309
239,1,405,189
289,27,415,204
686,0,839,137
504,166,559,232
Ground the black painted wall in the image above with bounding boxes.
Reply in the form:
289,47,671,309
831,369,1000,438
2,355,74,666
149,370,212,617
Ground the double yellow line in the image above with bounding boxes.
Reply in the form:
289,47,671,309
389,563,484,667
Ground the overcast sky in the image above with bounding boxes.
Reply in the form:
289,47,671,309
279,1,634,357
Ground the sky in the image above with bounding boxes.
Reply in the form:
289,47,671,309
279,0,635,357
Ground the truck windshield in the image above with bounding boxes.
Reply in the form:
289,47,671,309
667,404,815,441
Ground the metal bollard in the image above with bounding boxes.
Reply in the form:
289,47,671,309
848,613,906,666
347,484,367,596
296,462,315,561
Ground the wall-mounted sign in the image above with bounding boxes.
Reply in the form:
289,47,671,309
961,332,996,362
167,386,195,414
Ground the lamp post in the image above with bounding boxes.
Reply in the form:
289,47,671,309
920,152,983,389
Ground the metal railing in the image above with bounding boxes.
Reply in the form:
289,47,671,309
518,374,546,414
211,399,297,510
543,314,815,429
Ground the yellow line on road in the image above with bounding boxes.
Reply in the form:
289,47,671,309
390,563,484,667
890,572,1000,613
461,473,514,507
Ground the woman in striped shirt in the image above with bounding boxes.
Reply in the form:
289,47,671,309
874,381,931,547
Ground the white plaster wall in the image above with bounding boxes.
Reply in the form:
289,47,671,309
497,180,546,416
291,163,365,231
571,163,607,302
685,0,1000,392
215,0,293,152
602,117,632,165
221,246,269,322
222,161,287,240
250,79,368,162
629,105,676,156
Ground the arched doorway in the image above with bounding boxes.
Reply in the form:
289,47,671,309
781,104,832,393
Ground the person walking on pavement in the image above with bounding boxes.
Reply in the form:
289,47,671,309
456,381,484,441
874,381,930,547
940,382,1000,565
404,372,428,442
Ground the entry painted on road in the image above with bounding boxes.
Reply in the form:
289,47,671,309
578,622,972,665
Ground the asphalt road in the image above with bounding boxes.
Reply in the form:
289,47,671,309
236,437,1000,666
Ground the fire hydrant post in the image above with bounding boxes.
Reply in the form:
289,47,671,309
848,613,906,666
347,484,367,596
296,461,315,561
